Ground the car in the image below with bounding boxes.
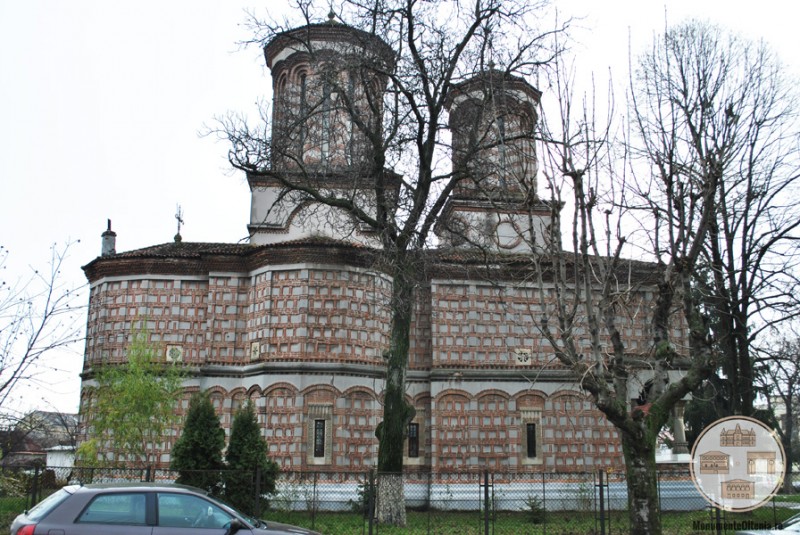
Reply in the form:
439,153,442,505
9,483,322,535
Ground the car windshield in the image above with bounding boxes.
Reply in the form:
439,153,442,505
26,488,72,522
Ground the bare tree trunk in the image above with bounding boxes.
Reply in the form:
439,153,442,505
783,414,794,494
375,259,416,525
621,426,662,535
376,473,406,526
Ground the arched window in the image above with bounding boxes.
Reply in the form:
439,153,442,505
298,73,308,158
321,80,332,164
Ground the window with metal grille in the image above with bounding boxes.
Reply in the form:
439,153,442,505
408,422,419,458
526,423,537,458
314,419,325,458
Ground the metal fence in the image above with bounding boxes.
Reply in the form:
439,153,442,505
3,466,798,534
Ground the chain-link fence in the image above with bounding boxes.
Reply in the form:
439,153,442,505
3,466,798,534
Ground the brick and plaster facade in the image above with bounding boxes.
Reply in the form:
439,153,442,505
79,18,686,471
81,241,670,471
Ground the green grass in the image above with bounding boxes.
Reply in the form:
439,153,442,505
263,505,800,535
3,494,799,534
0,496,28,530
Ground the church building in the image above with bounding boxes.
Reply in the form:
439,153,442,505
79,17,687,472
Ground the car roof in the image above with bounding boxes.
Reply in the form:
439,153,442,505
72,482,208,494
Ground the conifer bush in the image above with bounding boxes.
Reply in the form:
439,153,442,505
223,402,279,515
170,391,226,494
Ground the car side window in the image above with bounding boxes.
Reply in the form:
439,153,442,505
77,493,147,525
157,492,232,529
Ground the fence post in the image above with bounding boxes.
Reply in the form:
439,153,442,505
542,472,547,535
254,467,262,518
311,471,317,530
483,470,490,535
607,471,613,535
772,497,777,527
427,471,431,535
30,465,40,507
656,470,661,511
367,469,375,535
597,468,606,535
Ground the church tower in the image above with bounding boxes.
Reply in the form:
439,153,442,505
248,15,396,245
438,70,552,253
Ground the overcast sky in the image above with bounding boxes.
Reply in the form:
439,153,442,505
0,0,797,417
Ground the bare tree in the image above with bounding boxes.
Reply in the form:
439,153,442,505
755,335,800,493
518,23,725,535
0,409,78,465
0,243,84,416
635,21,800,418
524,21,800,534
218,0,566,524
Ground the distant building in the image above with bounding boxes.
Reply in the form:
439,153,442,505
1,411,77,468
79,18,688,471
45,445,76,469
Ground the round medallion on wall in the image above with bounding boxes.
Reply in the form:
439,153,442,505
494,220,522,249
447,216,469,246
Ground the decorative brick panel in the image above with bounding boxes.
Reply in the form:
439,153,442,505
430,281,655,370
336,389,380,469
434,392,473,468
80,240,676,470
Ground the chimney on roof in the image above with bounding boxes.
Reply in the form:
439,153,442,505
101,219,116,257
